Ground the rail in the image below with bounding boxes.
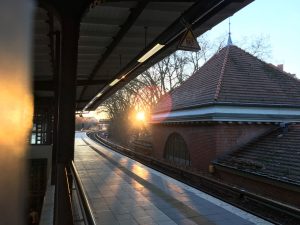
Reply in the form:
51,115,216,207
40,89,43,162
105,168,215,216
87,131,300,225
70,161,97,225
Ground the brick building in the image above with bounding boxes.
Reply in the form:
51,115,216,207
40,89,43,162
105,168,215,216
150,45,300,206
214,123,300,207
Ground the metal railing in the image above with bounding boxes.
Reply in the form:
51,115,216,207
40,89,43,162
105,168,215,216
70,161,97,225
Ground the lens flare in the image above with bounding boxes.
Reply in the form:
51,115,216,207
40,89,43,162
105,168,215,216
136,111,145,121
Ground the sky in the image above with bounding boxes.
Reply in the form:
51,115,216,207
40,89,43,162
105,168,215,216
206,0,300,77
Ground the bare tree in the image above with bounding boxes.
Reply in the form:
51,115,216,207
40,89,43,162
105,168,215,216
98,51,191,144
184,34,218,73
96,33,272,145
237,34,272,60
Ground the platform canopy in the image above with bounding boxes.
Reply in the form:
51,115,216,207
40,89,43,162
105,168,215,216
33,0,253,111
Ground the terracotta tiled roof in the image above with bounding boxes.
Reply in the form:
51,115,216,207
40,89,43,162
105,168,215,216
153,45,300,113
214,124,300,185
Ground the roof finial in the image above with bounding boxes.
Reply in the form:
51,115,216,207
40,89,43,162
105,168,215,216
227,18,233,46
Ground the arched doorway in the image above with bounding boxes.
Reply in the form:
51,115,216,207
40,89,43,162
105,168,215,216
164,133,191,166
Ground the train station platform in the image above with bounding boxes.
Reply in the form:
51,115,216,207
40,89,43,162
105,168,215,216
74,132,273,225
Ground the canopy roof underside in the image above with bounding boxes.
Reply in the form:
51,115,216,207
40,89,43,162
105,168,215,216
33,0,253,110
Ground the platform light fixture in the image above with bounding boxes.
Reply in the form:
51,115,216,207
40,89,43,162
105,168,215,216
138,43,165,63
109,78,120,86
96,92,102,98
83,105,88,111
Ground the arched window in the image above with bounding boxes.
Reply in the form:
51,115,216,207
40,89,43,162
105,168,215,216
164,133,191,166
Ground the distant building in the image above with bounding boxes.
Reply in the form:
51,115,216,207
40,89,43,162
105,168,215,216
98,119,111,131
150,45,300,206
75,116,99,130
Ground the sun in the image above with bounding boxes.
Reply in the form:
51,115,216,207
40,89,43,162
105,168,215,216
136,111,145,121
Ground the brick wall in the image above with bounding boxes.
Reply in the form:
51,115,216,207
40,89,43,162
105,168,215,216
151,124,215,171
151,123,274,172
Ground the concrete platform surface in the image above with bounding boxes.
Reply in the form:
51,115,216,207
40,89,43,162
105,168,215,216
74,132,273,225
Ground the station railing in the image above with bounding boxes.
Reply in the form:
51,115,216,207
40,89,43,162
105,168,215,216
55,161,96,225
70,161,97,225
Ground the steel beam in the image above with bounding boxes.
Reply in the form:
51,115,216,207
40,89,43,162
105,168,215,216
35,79,108,90
54,13,79,225
78,0,150,101
87,0,253,110
51,31,60,185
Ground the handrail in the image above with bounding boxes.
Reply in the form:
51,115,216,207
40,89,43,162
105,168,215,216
70,161,97,225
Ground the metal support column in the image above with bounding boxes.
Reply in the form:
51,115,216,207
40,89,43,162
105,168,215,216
54,14,79,225
51,31,61,185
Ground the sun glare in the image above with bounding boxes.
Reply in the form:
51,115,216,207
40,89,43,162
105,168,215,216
136,111,145,121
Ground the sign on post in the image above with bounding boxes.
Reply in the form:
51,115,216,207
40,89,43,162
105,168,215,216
177,28,200,52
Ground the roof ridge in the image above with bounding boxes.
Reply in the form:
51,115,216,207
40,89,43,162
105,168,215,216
267,63,300,83
234,45,300,82
152,44,300,114
214,46,230,101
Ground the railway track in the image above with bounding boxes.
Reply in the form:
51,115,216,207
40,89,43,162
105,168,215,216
86,131,300,225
